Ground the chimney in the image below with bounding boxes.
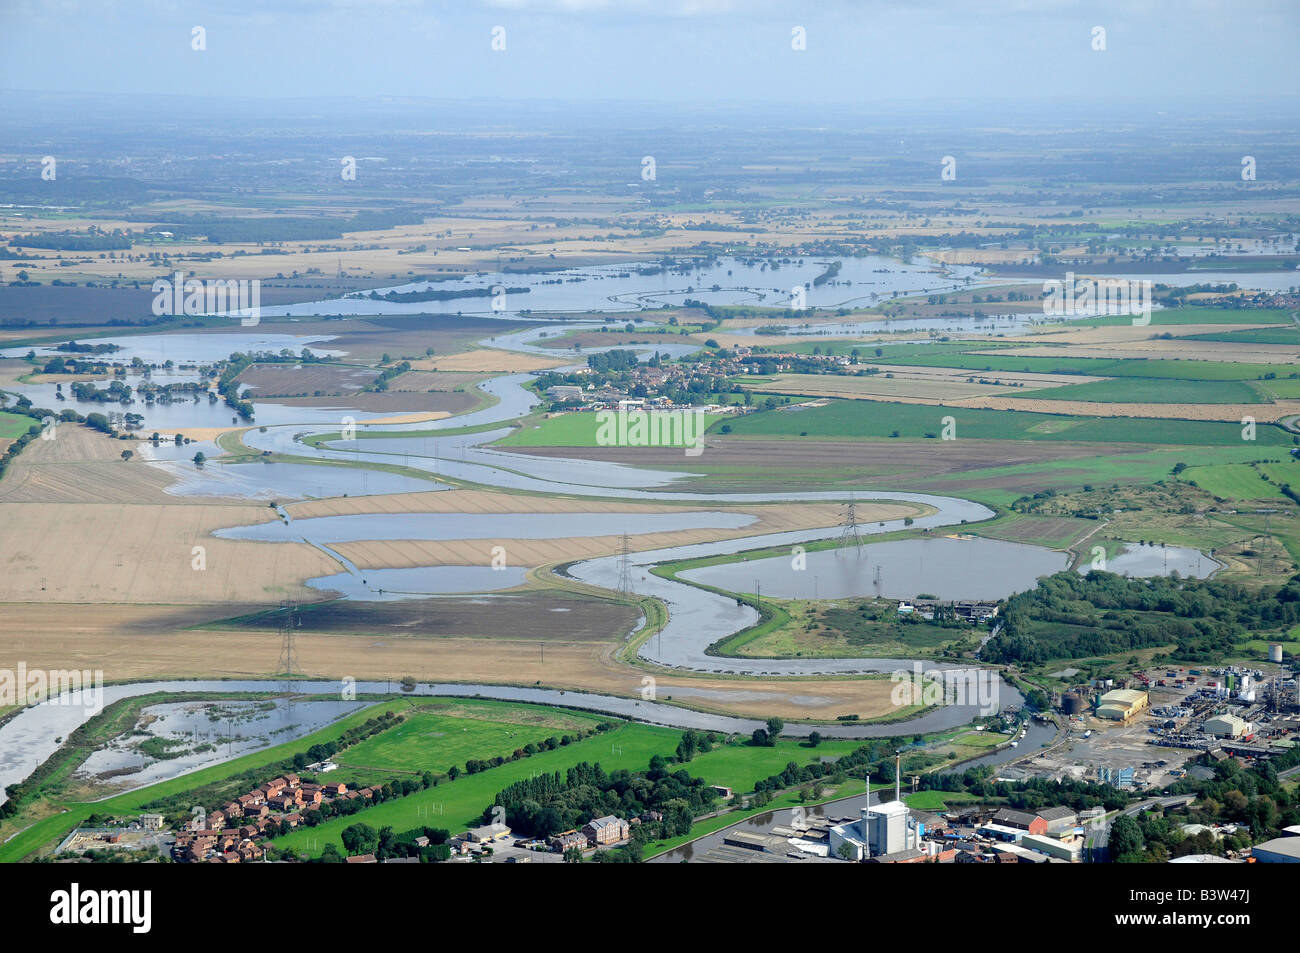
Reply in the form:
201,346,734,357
861,772,871,860
895,752,901,804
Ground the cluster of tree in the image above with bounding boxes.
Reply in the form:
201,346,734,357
585,349,639,374
367,360,411,392
366,285,529,303
750,717,785,747
9,230,132,251
484,756,718,840
921,766,1130,813
984,570,1300,665
0,404,46,484
811,260,842,287
326,824,451,863
70,380,132,403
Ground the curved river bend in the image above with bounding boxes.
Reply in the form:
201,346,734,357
0,321,1024,803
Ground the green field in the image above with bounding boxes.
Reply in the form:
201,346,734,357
498,410,722,447
0,411,34,440
1186,327,1300,345
334,705,607,776
1027,377,1266,404
1259,461,1300,488
1069,306,1296,328
681,737,866,793
902,789,982,811
862,343,1300,382
721,399,1294,446
1179,464,1290,501
272,722,682,856
1260,379,1300,399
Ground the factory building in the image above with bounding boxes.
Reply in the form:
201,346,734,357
1251,838,1300,863
828,755,923,862
1204,714,1252,739
1037,806,1080,834
1096,688,1149,721
1020,833,1081,862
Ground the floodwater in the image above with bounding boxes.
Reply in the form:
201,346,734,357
307,565,529,599
75,698,364,792
0,260,1195,804
257,255,994,320
0,678,1025,804
156,459,446,500
2,331,345,365
215,510,757,543
679,537,1071,601
11,371,422,434
1092,542,1218,579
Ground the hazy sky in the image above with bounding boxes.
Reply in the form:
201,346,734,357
1,0,1297,105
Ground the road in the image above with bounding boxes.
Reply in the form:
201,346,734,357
1086,794,1197,860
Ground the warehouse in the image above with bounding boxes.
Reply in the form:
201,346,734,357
1021,833,1081,862
1250,838,1300,863
1037,806,1079,835
1203,714,1251,739
1096,689,1149,722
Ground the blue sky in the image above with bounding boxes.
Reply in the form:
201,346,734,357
1,0,1297,104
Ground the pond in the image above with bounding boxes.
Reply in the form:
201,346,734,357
1091,542,1218,579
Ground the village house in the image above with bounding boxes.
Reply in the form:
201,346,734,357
583,816,630,846
550,830,588,853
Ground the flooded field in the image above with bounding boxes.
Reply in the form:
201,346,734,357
679,536,1071,601
1095,542,1218,579
2,331,346,365
216,510,757,543
74,698,364,792
306,565,529,599
258,255,994,320
156,459,445,500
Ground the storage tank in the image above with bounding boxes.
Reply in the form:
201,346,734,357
1270,643,1284,663
1062,692,1084,716
1238,675,1255,703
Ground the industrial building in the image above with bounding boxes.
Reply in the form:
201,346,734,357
991,808,1047,835
1037,806,1079,834
1096,688,1149,721
1169,854,1237,864
1203,714,1252,739
828,755,924,862
1250,838,1300,863
1020,833,1081,862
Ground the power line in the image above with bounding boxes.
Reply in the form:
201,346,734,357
617,532,633,598
839,493,863,551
